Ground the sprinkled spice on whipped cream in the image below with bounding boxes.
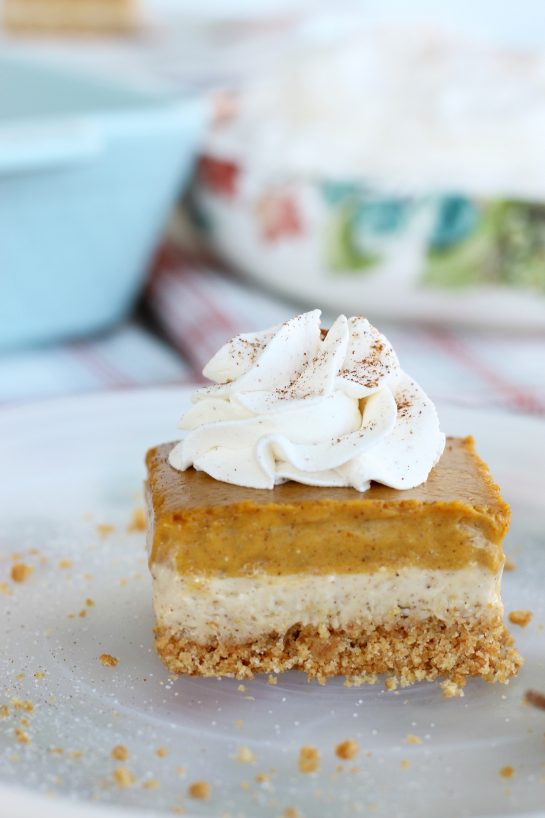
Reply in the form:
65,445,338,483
168,310,445,491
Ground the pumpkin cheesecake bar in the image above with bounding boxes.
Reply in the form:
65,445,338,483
145,310,521,687
146,436,520,685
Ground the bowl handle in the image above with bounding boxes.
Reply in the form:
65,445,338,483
0,118,103,176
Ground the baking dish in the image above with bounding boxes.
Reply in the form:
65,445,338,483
0,55,206,350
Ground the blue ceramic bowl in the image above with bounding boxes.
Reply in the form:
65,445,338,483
0,56,206,350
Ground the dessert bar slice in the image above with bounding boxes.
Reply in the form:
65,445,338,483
146,436,521,687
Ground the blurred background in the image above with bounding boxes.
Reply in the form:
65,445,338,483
1,0,545,416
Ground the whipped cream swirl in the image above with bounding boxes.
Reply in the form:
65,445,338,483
169,310,445,491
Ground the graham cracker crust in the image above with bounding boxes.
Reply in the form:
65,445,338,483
155,617,522,686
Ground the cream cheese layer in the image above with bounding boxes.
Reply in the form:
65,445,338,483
152,563,502,644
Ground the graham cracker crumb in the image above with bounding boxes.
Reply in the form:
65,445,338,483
49,747,64,755
58,560,72,570
268,674,278,685
385,676,399,691
282,808,300,818
504,558,516,572
188,780,210,800
0,581,12,595
156,746,168,758
70,751,83,759
113,767,135,788
143,778,160,789
298,746,319,773
509,610,533,628
99,653,118,667
86,598,95,608
128,508,146,532
111,745,129,761
335,739,359,760
344,674,377,687
255,772,270,783
499,766,515,779
235,746,256,764
79,610,87,618
526,689,545,710
405,734,422,745
97,524,115,538
11,698,33,712
15,728,30,744
16,673,25,681
11,563,33,583
237,684,246,692
0,704,9,718
401,759,410,769
154,616,522,686
34,672,45,679
440,679,465,699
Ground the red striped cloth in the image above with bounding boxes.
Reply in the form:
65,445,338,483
0,322,191,404
3,242,544,414
147,243,545,417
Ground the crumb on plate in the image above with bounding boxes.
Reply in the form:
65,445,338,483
440,678,465,698
188,780,210,800
99,653,118,667
15,728,30,744
111,745,129,761
335,739,359,760
509,610,533,627
525,689,545,710
113,767,135,788
11,698,33,712
97,524,115,538
11,563,33,583
235,746,256,764
298,746,320,773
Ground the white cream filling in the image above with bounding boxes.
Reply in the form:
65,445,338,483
152,563,502,644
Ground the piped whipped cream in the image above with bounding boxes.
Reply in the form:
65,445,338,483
169,310,445,491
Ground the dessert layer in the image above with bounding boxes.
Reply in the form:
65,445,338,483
152,563,502,643
155,617,522,684
146,437,510,575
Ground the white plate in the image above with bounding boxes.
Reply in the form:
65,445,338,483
1,388,544,818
